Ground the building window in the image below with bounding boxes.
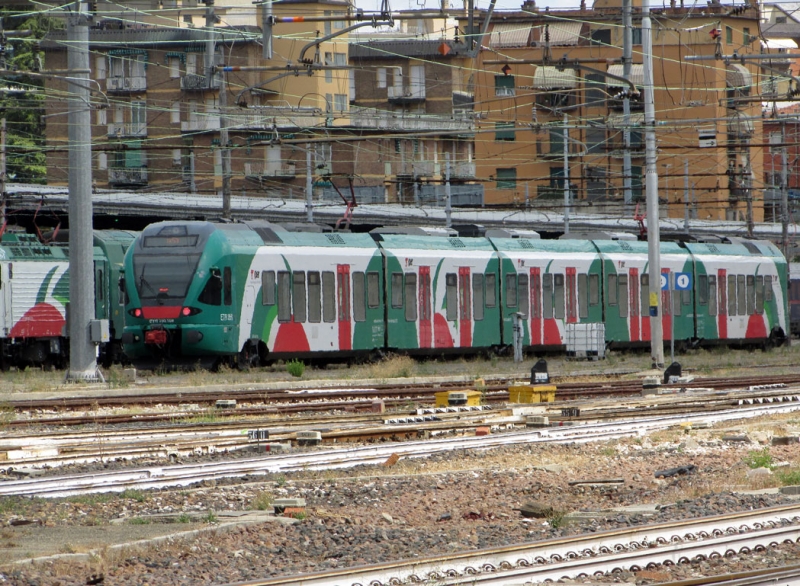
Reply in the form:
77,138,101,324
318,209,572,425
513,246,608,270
96,108,106,125
549,127,564,155
494,75,515,96
495,122,515,141
324,52,333,83
183,14,193,26
776,16,787,23
98,152,107,170
172,149,181,166
377,68,387,88
632,27,642,44
496,167,517,190
324,11,332,35
590,29,611,46
95,55,106,79
585,73,605,106
334,93,347,112
168,56,180,78
725,26,733,44
171,101,180,124
586,127,606,154
333,12,345,28
743,27,750,45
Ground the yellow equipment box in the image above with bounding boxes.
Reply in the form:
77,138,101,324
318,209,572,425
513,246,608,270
508,384,557,404
435,390,483,407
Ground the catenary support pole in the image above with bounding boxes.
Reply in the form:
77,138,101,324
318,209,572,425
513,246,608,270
622,0,633,212
643,0,664,368
781,120,789,259
66,2,99,381
306,145,313,222
445,152,452,228
0,118,6,227
563,113,570,235
684,158,689,232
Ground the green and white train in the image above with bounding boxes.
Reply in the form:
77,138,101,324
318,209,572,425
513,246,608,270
119,220,788,369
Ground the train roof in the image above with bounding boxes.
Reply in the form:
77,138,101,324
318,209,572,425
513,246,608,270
373,234,496,251
0,233,68,260
591,240,687,254
682,240,785,258
488,237,596,253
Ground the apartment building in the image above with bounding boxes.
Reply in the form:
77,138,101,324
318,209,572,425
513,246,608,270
43,0,353,197
468,0,772,222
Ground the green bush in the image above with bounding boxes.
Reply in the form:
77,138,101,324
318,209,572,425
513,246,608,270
743,448,774,470
286,359,305,378
777,468,800,485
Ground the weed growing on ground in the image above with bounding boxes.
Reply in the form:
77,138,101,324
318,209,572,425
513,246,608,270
185,408,220,424
366,355,415,379
547,510,566,529
128,517,150,525
176,513,192,523
743,448,775,470
119,489,147,503
286,359,305,378
104,366,130,388
777,468,800,485
251,490,274,511
292,511,307,521
203,511,218,523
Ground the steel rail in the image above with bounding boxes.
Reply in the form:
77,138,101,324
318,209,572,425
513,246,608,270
2,399,800,498
221,505,800,586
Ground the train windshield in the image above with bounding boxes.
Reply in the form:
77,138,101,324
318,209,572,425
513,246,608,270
133,254,201,306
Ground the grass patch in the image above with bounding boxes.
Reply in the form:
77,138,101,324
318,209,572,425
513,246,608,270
251,490,274,511
203,511,218,523
743,448,775,470
176,513,192,523
286,359,305,378
128,517,150,525
119,489,147,503
365,355,416,379
777,468,800,486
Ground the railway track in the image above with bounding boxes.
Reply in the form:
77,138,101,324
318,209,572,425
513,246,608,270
221,504,800,586
3,397,800,498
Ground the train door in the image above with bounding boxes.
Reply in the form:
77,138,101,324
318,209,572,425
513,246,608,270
0,264,9,336
458,267,471,347
718,268,728,339
419,266,431,348
337,264,351,351
629,267,639,341
530,267,541,345
661,269,671,341
94,261,108,321
566,267,577,324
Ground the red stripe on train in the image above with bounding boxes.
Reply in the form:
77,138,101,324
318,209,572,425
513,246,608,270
142,306,182,319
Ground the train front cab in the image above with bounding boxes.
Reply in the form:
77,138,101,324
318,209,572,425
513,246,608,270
684,240,787,348
593,241,694,349
490,238,603,351
121,222,245,368
374,234,501,355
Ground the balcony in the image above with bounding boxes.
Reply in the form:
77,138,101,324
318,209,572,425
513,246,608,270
106,76,147,93
348,107,473,132
181,73,221,91
244,162,296,179
449,161,476,178
388,85,426,103
609,147,644,159
181,116,221,132
108,167,147,186
107,123,147,138
224,109,326,131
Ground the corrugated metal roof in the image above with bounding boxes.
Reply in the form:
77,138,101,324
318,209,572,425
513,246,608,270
489,23,532,48
533,66,577,89
533,21,582,46
607,64,645,86
727,63,753,89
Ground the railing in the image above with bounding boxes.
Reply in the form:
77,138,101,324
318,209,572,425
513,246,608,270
244,162,296,178
107,123,147,138
449,161,476,178
348,107,473,132
387,85,426,101
181,73,221,91
181,116,221,132
106,76,147,92
224,110,326,130
108,167,147,185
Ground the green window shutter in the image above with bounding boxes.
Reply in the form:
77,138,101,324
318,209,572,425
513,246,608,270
496,168,516,190
495,122,515,141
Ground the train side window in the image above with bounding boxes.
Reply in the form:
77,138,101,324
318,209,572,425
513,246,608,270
672,289,681,316
352,271,366,322
727,274,736,316
367,271,380,308
277,271,291,322
223,267,232,306
391,272,404,308
756,275,765,314
261,270,276,305
505,273,517,308
607,274,618,306
97,270,104,302
308,271,321,323
697,275,708,305
473,273,484,321
405,273,417,321
322,271,335,322
420,270,431,322
485,273,497,307
543,273,553,318
746,275,755,315
118,275,127,306
199,269,222,306
531,272,541,318
765,275,774,302
708,275,717,316
682,286,691,306
618,274,628,318
640,274,649,314
446,273,458,320
578,273,589,318
292,271,306,322
459,271,472,321
737,274,746,316
588,273,599,306
554,273,565,320
518,273,529,319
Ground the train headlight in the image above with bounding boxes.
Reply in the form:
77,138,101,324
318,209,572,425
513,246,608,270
181,307,202,317
128,308,143,318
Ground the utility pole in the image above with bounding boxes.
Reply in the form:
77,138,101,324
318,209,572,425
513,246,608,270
0,118,6,227
444,152,452,228
781,120,789,258
622,0,633,212
745,157,754,238
643,0,664,368
66,1,99,381
683,158,689,232
563,113,570,235
306,144,313,222
205,0,231,218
